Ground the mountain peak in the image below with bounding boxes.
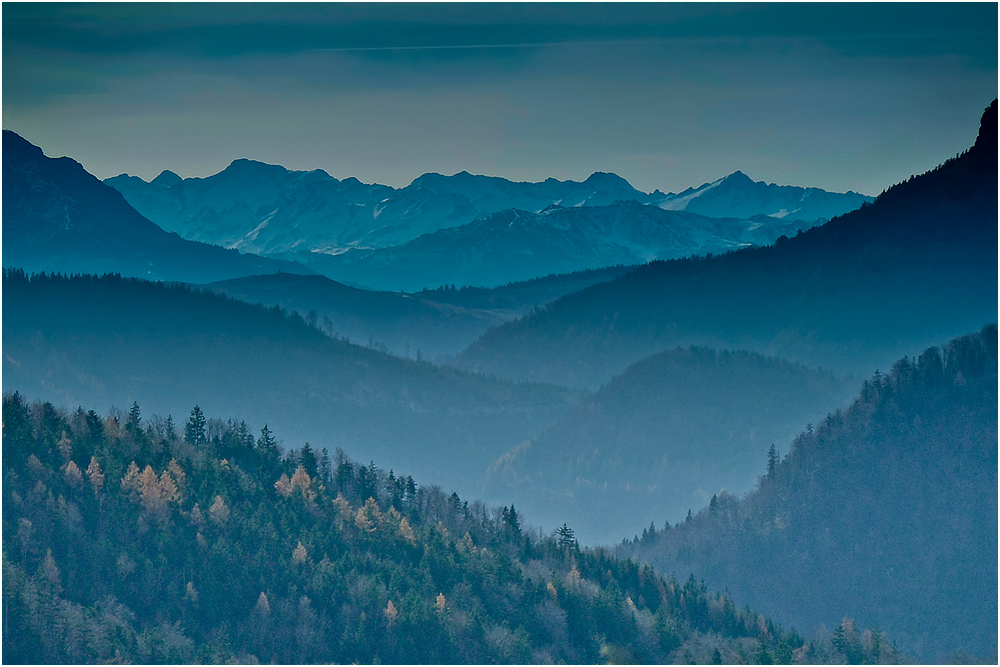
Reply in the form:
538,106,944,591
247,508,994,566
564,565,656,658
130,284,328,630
151,169,182,188
3,130,45,163
583,171,634,189
722,170,754,185
221,158,288,176
973,99,997,153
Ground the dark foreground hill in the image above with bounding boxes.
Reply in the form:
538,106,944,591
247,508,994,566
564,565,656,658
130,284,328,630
2,131,308,283
1,270,581,501
455,101,998,388
619,326,998,662
488,347,855,545
1,395,900,664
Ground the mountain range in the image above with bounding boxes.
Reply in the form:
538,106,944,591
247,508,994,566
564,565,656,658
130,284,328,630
455,100,998,387
306,200,819,292
106,159,871,290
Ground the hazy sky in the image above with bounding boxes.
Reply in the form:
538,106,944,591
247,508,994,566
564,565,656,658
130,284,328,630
3,2,996,195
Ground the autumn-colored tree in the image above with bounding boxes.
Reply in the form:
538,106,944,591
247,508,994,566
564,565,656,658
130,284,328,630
86,457,105,494
63,460,83,487
57,431,72,463
290,464,315,501
121,461,141,494
208,495,230,526
274,473,293,497
167,459,186,499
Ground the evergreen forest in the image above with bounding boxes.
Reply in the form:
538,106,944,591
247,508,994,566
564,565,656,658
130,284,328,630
1,395,900,663
619,327,998,662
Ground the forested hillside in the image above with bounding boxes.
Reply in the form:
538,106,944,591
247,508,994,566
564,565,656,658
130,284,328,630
456,101,997,388
2,270,582,504
203,272,509,361
1,395,898,664
619,326,998,662
488,347,854,545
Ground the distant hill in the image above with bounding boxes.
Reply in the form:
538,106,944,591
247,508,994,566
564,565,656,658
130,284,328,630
202,266,639,362
486,347,855,546
455,100,998,387
2,395,895,664
306,201,820,292
106,160,869,289
1,131,308,283
1,270,582,501
202,273,509,362
413,263,637,313
618,326,999,662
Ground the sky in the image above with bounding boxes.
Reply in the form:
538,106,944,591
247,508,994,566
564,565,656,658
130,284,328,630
3,2,996,196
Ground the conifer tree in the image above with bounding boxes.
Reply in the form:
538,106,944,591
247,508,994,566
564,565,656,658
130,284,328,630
184,406,207,446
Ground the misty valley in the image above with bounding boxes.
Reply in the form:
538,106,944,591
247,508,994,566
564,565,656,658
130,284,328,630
3,94,997,665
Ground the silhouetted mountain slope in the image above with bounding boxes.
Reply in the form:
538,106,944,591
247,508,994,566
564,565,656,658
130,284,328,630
202,273,509,361
3,398,896,665
487,347,855,546
455,101,998,388
1,271,582,501
2,131,308,283
307,201,818,292
618,326,998,662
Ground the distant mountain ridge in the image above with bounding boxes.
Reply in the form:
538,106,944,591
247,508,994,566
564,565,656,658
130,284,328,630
1,131,310,283
649,169,870,221
105,159,871,288
307,200,823,291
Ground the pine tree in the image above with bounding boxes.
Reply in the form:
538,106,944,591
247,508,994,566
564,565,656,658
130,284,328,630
556,524,578,551
126,402,141,431
184,406,206,446
767,444,779,476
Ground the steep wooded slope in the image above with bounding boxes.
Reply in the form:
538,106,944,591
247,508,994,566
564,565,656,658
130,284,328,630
619,326,998,662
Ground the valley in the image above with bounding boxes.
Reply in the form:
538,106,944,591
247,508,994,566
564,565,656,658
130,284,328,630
3,50,995,661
